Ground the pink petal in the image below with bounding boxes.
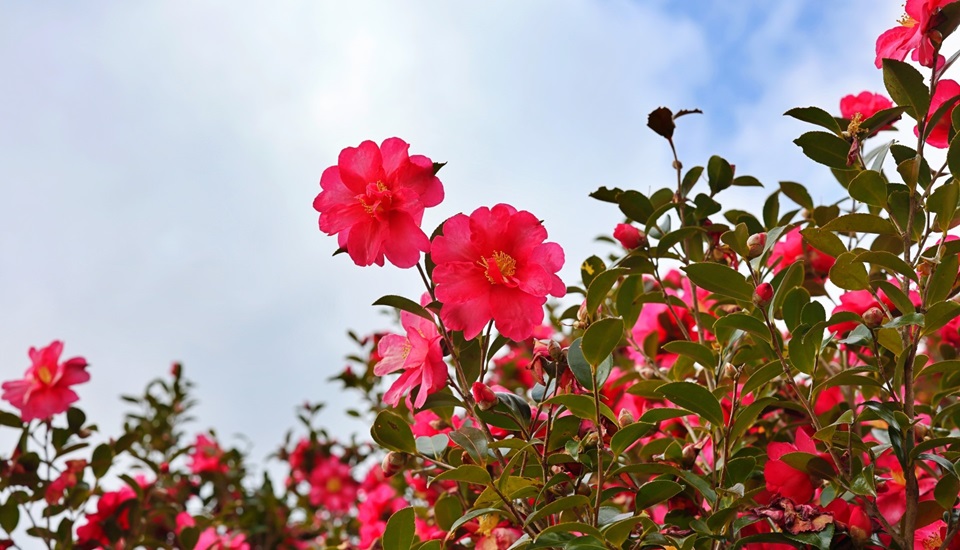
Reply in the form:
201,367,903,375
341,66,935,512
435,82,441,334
339,141,385,191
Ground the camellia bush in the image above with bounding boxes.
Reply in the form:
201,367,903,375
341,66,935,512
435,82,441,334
7,2,960,548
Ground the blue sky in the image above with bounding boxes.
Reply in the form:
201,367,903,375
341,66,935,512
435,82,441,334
0,2,905,471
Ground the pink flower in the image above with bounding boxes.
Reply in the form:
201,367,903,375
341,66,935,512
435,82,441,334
313,138,444,268
915,520,960,549
875,0,954,68
307,455,359,513
45,459,86,505
916,79,960,148
613,223,645,249
1,341,89,422
374,309,447,409
195,528,250,550
762,429,831,504
476,527,523,550
431,204,566,341
189,434,228,475
840,92,894,121
768,228,835,284
76,484,138,545
358,483,407,549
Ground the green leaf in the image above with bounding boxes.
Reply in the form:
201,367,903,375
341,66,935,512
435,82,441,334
634,479,684,510
586,268,627,314
763,192,780,230
779,181,814,210
856,251,917,281
382,507,415,550
931,180,960,231
788,329,817,374
882,58,931,120
847,170,888,207
661,341,716,368
371,410,417,454
742,361,784,395
793,132,852,170
683,263,753,302
449,426,490,464
707,155,734,194
730,397,778,441
565,338,592,390
91,443,114,478
581,318,624,368
784,106,843,134
372,295,433,322
432,465,491,485
610,422,655,456
863,107,908,137
434,495,464,531
935,476,960,510
525,495,591,527
828,252,870,291
0,502,19,534
928,254,959,304
712,313,771,343
543,394,618,424
875,280,916,314
0,410,22,428
580,256,606,288
656,382,725,427
799,227,846,258
822,213,898,235
447,508,502,535
415,434,449,457
639,407,693,424
883,312,925,329
922,301,960,335
617,190,653,224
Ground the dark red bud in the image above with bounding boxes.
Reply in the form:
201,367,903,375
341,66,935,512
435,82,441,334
471,382,498,411
753,283,774,307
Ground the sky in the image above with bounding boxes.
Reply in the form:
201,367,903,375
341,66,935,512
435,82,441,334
0,1,906,477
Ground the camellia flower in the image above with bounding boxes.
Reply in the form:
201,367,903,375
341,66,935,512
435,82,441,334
374,308,447,409
1,341,90,422
768,227,835,286
195,528,250,550
763,429,832,503
313,138,444,268
613,223,645,249
45,459,86,505
307,454,359,512
431,204,566,341
875,0,955,68
189,433,228,475
76,483,140,545
917,79,960,148
840,91,894,121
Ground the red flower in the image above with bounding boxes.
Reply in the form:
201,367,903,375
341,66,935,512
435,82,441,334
374,308,447,409
768,228,835,283
431,204,565,341
76,484,138,545
840,91,894,121
45,459,86,505
613,223,645,249
916,79,960,148
195,528,250,550
763,430,829,504
1,341,89,422
824,498,872,544
189,433,228,475
313,138,444,268
307,454,359,512
875,0,955,68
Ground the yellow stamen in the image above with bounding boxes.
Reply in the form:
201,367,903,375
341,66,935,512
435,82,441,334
326,477,342,493
36,365,53,385
478,251,518,283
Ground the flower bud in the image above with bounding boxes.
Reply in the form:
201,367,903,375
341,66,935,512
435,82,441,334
581,431,600,448
721,363,738,380
170,362,182,378
681,443,699,468
914,422,929,442
863,306,885,329
746,232,766,258
639,366,658,380
752,282,774,307
613,223,647,249
471,382,498,411
617,408,635,427
381,451,407,477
